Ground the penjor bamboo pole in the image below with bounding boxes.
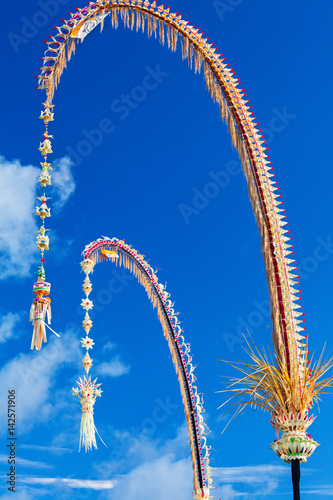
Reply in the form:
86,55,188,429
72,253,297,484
291,460,301,500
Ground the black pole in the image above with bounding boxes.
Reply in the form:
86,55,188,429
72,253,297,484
291,459,301,500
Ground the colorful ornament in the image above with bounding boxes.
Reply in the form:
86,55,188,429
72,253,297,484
82,312,93,334
82,352,93,374
38,138,53,156
35,195,51,220
81,298,93,311
83,276,92,296
38,162,52,187
81,336,95,350
39,102,54,125
36,226,50,251
29,265,58,350
101,248,119,259
80,258,95,275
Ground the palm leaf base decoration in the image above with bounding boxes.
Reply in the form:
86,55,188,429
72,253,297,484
270,411,319,462
271,434,318,463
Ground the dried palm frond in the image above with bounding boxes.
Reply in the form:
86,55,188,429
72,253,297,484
219,337,333,424
218,337,333,461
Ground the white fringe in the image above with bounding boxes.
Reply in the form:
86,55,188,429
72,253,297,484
79,411,97,452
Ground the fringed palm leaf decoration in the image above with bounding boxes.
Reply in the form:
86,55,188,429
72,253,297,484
72,376,103,452
219,338,333,463
30,265,60,350
76,236,214,499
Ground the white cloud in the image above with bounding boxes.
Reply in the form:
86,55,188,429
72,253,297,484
0,312,21,343
20,477,117,490
51,156,75,210
64,478,116,490
4,428,189,499
109,454,192,500
0,455,52,469
218,484,246,499
0,155,75,279
213,464,289,498
214,464,288,484
0,487,36,500
15,454,192,500
303,486,333,495
96,356,130,377
103,341,116,352
0,156,39,279
0,328,81,433
20,444,76,454
89,423,193,500
105,422,188,471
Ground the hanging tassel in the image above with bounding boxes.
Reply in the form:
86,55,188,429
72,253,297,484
30,265,57,350
79,396,97,451
30,297,51,350
72,376,103,452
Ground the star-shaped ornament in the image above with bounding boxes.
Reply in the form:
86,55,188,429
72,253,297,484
81,336,95,350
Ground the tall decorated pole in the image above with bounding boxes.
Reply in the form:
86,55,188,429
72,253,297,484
31,2,333,496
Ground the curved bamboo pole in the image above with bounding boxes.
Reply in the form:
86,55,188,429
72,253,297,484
81,236,213,499
36,1,307,393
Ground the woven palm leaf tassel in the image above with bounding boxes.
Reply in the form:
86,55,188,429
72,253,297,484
72,376,102,452
30,265,52,350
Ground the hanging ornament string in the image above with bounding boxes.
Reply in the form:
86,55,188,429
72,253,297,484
30,102,59,350
72,258,104,452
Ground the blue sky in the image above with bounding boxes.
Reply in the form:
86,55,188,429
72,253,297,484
1,1,333,499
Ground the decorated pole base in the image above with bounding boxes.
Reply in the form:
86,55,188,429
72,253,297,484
270,411,319,463
271,434,319,463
